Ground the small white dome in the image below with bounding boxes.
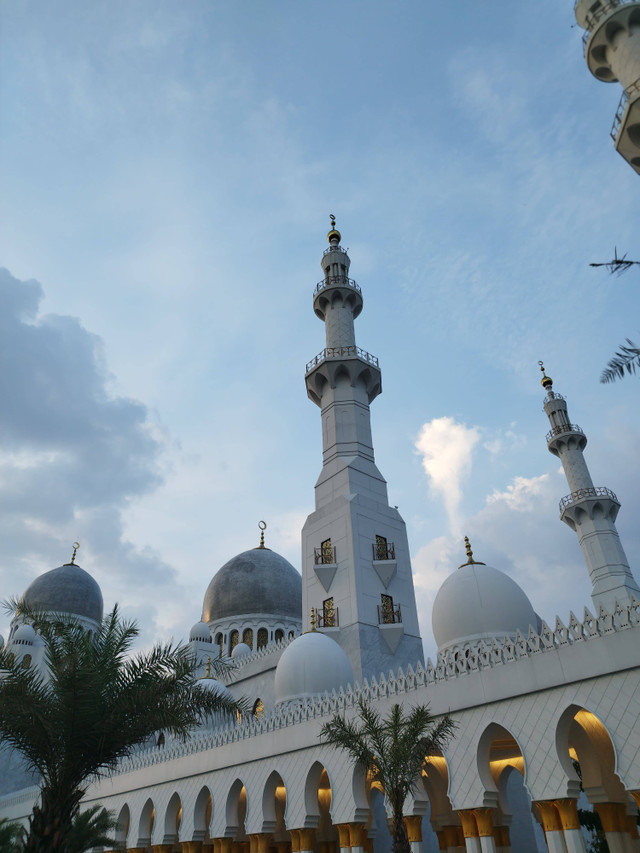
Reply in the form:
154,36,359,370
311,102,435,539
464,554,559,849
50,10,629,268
199,677,234,702
231,642,251,659
274,630,354,706
189,621,212,643
13,624,36,646
432,562,537,652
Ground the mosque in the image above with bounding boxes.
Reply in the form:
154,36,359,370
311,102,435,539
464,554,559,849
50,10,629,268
1,209,639,853
1,2,640,845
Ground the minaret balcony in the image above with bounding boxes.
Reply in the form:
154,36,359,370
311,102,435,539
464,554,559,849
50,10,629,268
610,82,640,176
323,244,347,256
314,276,362,296
378,602,402,625
372,541,396,561
546,423,585,443
559,486,621,527
315,606,339,629
314,545,337,565
306,345,379,374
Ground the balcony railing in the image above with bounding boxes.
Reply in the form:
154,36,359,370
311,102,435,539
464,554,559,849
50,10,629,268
543,391,565,404
559,486,619,512
316,607,339,628
306,346,379,374
323,245,347,256
314,545,337,565
314,276,361,296
372,542,396,561
378,603,402,625
580,0,627,45
546,423,584,442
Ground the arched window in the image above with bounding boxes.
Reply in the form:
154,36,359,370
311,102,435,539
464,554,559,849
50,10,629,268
253,698,265,719
229,630,239,653
275,629,284,643
257,628,268,649
242,628,253,649
288,630,294,639
157,732,165,748
22,654,32,668
215,633,223,656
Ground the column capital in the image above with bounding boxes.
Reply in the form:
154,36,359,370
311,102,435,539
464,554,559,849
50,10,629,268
472,808,494,837
335,824,352,848
552,798,581,831
348,823,367,847
534,801,563,833
458,810,479,839
594,802,626,834
630,791,640,809
403,815,422,842
289,830,302,853
299,828,316,850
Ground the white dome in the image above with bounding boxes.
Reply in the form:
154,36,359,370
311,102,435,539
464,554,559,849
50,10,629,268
274,630,354,706
432,562,537,652
231,642,251,659
189,621,212,643
13,624,36,645
199,677,234,702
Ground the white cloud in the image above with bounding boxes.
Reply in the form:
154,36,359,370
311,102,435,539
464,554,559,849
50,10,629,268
414,417,480,534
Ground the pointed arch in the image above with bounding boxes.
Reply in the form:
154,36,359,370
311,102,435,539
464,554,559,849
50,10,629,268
193,785,213,841
115,804,130,847
164,792,182,844
137,797,155,847
226,778,248,840
262,770,287,836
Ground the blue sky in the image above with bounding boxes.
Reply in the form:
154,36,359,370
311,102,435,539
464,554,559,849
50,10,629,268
1,0,639,659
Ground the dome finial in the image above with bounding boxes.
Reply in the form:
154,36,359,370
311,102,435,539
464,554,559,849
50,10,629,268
204,655,212,679
310,607,317,631
258,520,267,549
327,213,341,245
459,536,486,568
539,360,553,390
70,541,80,566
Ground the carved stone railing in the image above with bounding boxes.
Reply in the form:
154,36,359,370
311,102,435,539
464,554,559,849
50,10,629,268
306,346,379,374
559,486,619,512
546,423,584,442
323,245,347,256
543,391,565,404
111,596,640,776
314,276,361,296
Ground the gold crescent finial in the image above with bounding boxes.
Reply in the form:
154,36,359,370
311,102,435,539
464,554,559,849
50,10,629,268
258,520,267,549
327,214,341,244
538,360,553,389
205,656,212,679
70,541,80,565
310,607,317,631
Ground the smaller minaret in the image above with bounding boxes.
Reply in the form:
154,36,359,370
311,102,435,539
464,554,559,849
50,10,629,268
575,0,640,174
540,363,640,611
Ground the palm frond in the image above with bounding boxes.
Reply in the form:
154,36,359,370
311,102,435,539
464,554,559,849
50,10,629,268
600,339,640,383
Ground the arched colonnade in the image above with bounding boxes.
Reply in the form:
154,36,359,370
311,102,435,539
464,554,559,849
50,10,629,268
103,701,640,853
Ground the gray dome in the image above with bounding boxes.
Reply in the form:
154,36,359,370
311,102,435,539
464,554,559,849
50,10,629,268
203,548,301,623
21,563,104,624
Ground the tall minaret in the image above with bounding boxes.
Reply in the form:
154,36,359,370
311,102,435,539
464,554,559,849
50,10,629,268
575,0,640,175
540,363,640,612
301,218,423,682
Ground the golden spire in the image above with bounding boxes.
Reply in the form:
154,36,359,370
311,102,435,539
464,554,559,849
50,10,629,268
327,213,341,244
310,607,317,631
458,536,486,568
258,520,266,549
70,541,80,565
205,656,212,679
538,360,553,390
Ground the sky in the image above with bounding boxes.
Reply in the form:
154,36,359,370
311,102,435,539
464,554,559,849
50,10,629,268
1,0,639,660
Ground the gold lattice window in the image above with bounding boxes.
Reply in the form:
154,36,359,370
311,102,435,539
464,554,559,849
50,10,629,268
375,534,388,561
381,594,395,624
229,630,239,653
242,628,253,649
323,597,335,627
321,538,333,564
253,698,265,719
257,628,268,649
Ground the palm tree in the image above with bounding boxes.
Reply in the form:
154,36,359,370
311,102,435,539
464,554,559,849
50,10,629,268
0,817,26,852
320,699,456,853
0,604,241,853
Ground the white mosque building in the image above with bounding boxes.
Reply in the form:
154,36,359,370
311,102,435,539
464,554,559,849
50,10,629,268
1,218,640,853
